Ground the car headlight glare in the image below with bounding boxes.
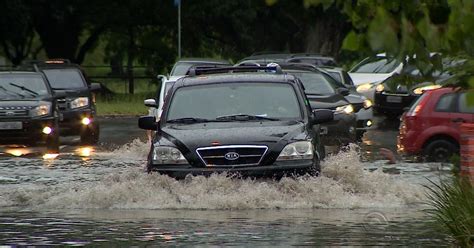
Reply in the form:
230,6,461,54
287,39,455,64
363,99,373,109
70,97,89,109
277,141,313,161
356,83,374,92
335,104,354,114
413,85,442,95
152,146,187,164
31,103,51,117
375,84,385,92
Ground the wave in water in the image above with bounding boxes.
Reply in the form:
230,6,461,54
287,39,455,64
0,143,426,210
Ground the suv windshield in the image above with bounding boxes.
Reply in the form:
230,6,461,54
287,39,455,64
350,56,401,73
42,68,86,89
167,82,302,121
0,74,48,99
290,71,339,95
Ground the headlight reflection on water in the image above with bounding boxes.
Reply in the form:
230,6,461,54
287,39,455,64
6,148,31,157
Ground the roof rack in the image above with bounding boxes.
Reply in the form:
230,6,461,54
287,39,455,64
188,65,283,76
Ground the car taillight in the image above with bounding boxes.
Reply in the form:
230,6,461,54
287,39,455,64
406,92,430,117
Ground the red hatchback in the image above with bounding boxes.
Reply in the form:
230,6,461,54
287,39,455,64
398,87,474,161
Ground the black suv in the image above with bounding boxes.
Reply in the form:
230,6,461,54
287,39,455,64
24,60,101,144
0,71,61,153
138,66,333,178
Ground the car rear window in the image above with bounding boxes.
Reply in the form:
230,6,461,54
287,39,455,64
290,71,338,95
435,93,456,112
42,68,86,89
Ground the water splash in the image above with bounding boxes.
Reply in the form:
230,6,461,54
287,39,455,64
0,145,426,210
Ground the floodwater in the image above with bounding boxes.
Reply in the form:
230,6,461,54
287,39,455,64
0,117,453,246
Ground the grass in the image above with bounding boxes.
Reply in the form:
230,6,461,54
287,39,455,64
95,79,159,115
425,178,474,247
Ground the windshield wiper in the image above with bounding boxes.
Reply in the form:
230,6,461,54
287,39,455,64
0,85,26,98
9,83,38,96
167,117,213,123
216,114,279,121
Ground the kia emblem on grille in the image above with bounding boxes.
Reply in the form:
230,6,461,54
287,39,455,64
5,111,15,116
224,152,240,160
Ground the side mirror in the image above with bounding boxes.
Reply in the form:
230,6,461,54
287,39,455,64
138,116,158,130
336,87,350,96
157,74,167,82
89,83,101,91
144,99,157,107
311,109,334,125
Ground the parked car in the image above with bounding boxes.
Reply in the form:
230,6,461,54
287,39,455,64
138,65,334,178
0,71,61,154
23,59,101,145
319,67,374,140
349,54,403,100
398,87,473,162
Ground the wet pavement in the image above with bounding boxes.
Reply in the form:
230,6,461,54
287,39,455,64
0,115,453,246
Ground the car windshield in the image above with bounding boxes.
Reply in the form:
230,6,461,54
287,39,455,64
42,68,86,89
290,71,338,95
0,74,49,99
350,56,401,73
167,82,302,121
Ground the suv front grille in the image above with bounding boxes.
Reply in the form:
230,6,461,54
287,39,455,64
197,145,268,167
56,98,68,110
0,106,30,118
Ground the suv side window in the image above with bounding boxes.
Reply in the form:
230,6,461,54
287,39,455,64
458,92,474,114
435,93,456,112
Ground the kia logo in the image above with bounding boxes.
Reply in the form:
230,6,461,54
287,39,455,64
5,111,15,116
224,152,240,161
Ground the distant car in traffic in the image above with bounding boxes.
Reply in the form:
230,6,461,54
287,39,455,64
318,66,374,140
398,87,473,162
23,59,101,145
286,54,338,67
150,58,232,121
0,71,61,154
139,65,334,178
349,54,403,100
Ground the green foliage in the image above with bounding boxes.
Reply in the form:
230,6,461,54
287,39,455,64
425,178,474,247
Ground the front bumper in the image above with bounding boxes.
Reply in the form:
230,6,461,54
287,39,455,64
355,107,374,131
320,113,357,145
59,108,96,136
0,117,56,146
374,92,418,115
148,159,315,179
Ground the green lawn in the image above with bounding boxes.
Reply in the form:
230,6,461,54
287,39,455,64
95,79,158,116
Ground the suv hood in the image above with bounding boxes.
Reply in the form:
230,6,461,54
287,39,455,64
306,94,348,110
0,99,49,107
160,121,307,153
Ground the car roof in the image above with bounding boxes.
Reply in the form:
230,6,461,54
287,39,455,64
175,58,231,64
175,72,297,88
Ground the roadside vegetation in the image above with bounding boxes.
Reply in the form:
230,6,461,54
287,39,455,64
426,178,474,247
95,79,157,116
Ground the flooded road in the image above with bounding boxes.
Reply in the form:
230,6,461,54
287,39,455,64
0,116,452,246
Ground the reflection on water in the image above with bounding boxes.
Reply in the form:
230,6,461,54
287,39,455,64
0,139,452,246
0,209,449,246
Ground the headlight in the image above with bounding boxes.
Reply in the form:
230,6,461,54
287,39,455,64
152,146,187,164
31,103,51,117
375,84,385,92
412,85,442,95
363,99,373,109
356,83,374,92
70,97,89,109
335,104,354,114
276,141,313,161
